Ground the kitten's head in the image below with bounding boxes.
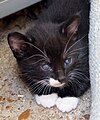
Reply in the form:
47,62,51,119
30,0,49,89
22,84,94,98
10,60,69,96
8,15,89,95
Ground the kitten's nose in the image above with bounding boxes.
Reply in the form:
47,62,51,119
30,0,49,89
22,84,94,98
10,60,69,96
56,70,66,83
51,73,55,78
58,76,66,83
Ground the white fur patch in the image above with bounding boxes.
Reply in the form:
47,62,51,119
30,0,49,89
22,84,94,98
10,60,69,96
49,78,65,87
35,93,58,108
55,97,79,112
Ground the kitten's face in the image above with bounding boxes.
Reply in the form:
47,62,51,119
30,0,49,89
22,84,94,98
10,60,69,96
8,15,89,95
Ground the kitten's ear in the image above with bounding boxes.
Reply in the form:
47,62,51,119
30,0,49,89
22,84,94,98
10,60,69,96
61,15,80,37
7,32,31,59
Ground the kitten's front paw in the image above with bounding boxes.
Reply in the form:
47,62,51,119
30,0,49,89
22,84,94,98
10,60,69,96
56,97,79,112
35,93,58,108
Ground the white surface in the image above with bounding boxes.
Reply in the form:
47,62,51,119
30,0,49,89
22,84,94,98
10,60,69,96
89,0,100,120
0,0,41,18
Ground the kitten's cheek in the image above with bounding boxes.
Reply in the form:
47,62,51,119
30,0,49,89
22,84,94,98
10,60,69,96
55,97,79,112
34,93,58,108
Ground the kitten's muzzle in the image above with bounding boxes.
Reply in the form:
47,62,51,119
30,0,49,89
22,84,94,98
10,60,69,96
49,78,65,88
56,70,66,83
58,76,66,83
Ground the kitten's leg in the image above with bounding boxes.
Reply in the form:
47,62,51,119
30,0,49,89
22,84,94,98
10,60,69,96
55,97,79,112
35,93,58,108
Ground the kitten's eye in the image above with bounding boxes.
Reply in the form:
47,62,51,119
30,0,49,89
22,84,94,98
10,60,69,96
64,57,72,66
41,63,52,71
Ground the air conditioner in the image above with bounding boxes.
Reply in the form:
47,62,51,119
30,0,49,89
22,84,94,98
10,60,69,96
0,0,41,18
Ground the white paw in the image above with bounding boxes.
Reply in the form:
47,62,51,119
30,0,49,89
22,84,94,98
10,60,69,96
35,93,58,108
56,97,79,112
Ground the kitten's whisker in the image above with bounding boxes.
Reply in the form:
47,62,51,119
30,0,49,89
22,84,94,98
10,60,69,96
18,71,36,76
48,85,52,94
20,76,36,87
68,71,87,85
31,83,43,94
38,80,48,95
68,71,89,89
30,59,45,65
73,81,82,89
45,84,50,95
36,82,47,95
31,87,40,94
66,51,88,57
45,85,49,95
69,77,82,90
79,53,88,58
42,84,48,95
73,68,88,74
30,82,40,89
67,51,80,56
31,80,45,88
35,79,50,95
23,54,48,61
63,24,80,55
37,80,47,84
67,79,74,87
64,34,87,55
74,71,89,81
73,68,84,72
27,81,34,88
24,41,49,61
25,78,34,86
36,84,44,94
67,46,88,56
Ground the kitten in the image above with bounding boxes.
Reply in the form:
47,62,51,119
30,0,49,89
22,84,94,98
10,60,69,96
7,0,90,112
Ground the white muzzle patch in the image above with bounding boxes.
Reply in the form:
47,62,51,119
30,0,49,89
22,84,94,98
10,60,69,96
49,78,65,87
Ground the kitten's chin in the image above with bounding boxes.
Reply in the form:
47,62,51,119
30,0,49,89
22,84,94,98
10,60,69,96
49,78,65,88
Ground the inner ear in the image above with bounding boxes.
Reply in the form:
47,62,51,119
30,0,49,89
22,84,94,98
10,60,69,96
8,32,31,59
61,15,80,38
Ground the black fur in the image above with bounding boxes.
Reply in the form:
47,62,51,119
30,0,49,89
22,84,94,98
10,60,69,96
8,0,90,97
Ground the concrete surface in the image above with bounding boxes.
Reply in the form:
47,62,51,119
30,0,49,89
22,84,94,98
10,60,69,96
0,9,91,120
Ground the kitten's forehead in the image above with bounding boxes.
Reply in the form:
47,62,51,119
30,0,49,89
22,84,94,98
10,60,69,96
29,23,65,54
31,23,61,41
44,35,65,58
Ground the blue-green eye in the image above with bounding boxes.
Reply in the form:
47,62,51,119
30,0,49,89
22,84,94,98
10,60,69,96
65,57,72,65
41,63,52,71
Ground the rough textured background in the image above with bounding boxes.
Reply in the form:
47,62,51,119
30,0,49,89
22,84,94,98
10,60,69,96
0,3,91,120
89,0,100,120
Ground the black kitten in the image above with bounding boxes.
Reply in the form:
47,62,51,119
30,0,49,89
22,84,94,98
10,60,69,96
8,0,90,112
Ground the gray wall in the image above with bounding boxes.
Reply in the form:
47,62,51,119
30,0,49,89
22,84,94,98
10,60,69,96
0,0,41,18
